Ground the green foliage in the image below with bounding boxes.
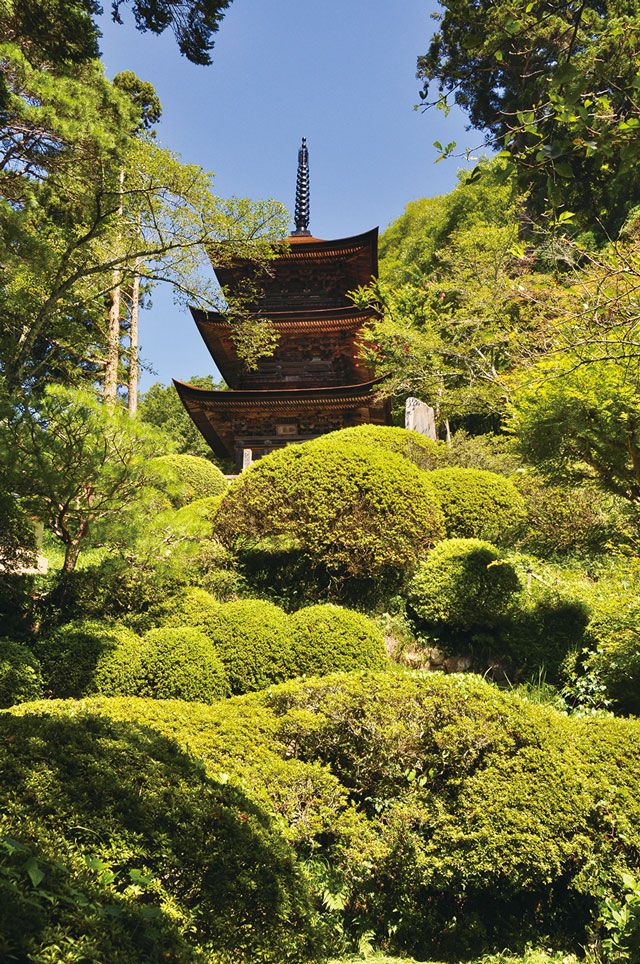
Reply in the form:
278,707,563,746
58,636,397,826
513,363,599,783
0,386,164,572
0,710,322,962
33,673,640,959
217,440,445,587
408,538,521,631
598,870,640,962
289,604,388,676
378,159,518,285
35,620,144,699
417,0,640,235
583,587,640,715
426,466,526,542
151,585,221,628
199,599,294,694
514,473,623,558
0,639,43,707
139,626,229,702
510,350,640,506
314,425,440,471
148,453,228,507
139,376,225,463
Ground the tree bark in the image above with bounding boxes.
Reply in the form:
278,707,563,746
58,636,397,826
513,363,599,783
62,540,82,572
103,168,125,406
128,263,140,416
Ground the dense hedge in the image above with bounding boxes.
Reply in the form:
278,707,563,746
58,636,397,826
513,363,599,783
426,467,526,542
139,626,229,702
28,674,640,959
35,620,144,698
199,599,294,694
408,539,521,631
0,639,43,707
152,586,220,628
313,424,440,470
0,710,322,963
216,441,444,583
148,454,228,507
289,604,388,676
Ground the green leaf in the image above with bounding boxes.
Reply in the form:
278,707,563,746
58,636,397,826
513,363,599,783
25,857,45,888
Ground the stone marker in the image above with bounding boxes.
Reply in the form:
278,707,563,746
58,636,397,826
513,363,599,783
405,396,437,440
242,448,253,470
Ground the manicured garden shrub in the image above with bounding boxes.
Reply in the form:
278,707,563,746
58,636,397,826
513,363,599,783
289,604,388,676
139,626,229,702
43,673,640,960
153,586,220,628
314,424,440,470
426,466,526,542
35,620,144,698
148,453,228,507
0,639,43,707
0,710,322,963
408,538,521,631
199,598,294,694
216,441,444,584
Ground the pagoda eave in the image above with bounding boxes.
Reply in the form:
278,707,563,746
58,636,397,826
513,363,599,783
173,377,389,461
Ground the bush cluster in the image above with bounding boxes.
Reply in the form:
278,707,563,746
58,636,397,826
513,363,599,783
30,672,640,960
35,620,144,699
139,626,229,702
426,467,526,542
408,538,521,631
148,453,228,507
289,604,387,676
313,424,440,470
198,598,295,694
35,619,229,704
0,639,43,707
216,439,444,585
0,709,322,963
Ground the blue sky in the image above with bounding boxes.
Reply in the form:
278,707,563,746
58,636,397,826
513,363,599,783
97,0,478,391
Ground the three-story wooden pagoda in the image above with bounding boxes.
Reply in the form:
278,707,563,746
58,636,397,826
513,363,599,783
173,138,390,469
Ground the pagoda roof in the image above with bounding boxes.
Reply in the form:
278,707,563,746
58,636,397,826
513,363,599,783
211,228,379,311
173,376,386,458
190,305,375,386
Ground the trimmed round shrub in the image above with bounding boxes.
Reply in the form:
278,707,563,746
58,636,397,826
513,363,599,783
148,454,228,507
199,599,294,694
139,626,229,702
0,710,322,963
152,586,220,628
426,466,526,542
0,639,43,707
408,538,521,631
289,604,388,676
314,424,440,470
35,620,144,698
216,440,444,582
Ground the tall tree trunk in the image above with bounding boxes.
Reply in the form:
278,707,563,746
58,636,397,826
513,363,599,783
62,540,82,572
104,168,125,406
128,262,140,416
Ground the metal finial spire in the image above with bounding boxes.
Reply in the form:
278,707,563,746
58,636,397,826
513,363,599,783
292,136,310,236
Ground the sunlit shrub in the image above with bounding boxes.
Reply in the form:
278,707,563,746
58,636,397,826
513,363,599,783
199,598,294,694
289,603,388,676
426,467,526,542
216,440,444,585
408,538,521,630
0,639,43,707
